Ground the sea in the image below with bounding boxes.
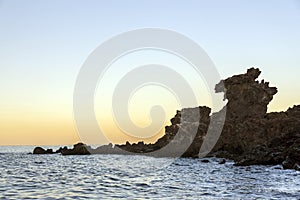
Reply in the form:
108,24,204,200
0,146,299,199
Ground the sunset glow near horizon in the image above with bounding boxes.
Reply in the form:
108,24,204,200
1,0,300,145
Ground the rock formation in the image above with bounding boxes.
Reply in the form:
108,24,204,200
33,147,56,154
114,106,211,157
60,143,91,155
232,105,300,170
211,68,300,170
33,68,300,170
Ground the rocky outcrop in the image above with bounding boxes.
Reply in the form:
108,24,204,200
215,68,277,120
33,106,211,157
232,105,300,170
114,106,211,157
33,147,55,154
33,68,300,170
212,68,278,154
60,143,91,155
210,68,300,170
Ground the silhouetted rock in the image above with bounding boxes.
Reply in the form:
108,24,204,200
211,68,300,170
181,106,211,158
61,143,91,155
32,68,300,170
33,147,55,154
33,147,47,154
215,68,277,121
46,149,53,154
201,159,210,163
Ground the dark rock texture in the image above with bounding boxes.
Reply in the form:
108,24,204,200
211,68,300,170
33,147,55,154
237,107,300,171
33,68,300,170
114,106,211,157
61,143,91,155
33,147,47,154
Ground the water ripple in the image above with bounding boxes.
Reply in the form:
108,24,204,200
0,147,299,199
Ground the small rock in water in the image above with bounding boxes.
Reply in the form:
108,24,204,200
33,147,47,154
218,159,226,164
273,166,282,170
201,159,210,163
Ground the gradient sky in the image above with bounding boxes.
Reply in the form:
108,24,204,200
0,0,300,145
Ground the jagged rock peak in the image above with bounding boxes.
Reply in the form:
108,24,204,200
215,68,278,120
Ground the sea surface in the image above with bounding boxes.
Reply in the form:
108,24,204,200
0,146,299,199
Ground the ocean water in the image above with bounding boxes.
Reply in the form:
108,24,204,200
0,146,299,199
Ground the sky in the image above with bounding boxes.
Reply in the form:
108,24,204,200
0,0,300,145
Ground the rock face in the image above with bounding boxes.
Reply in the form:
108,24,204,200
211,68,300,170
33,68,300,170
212,68,278,154
215,68,278,120
114,106,211,157
232,106,300,170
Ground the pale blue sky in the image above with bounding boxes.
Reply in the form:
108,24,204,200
0,0,300,144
